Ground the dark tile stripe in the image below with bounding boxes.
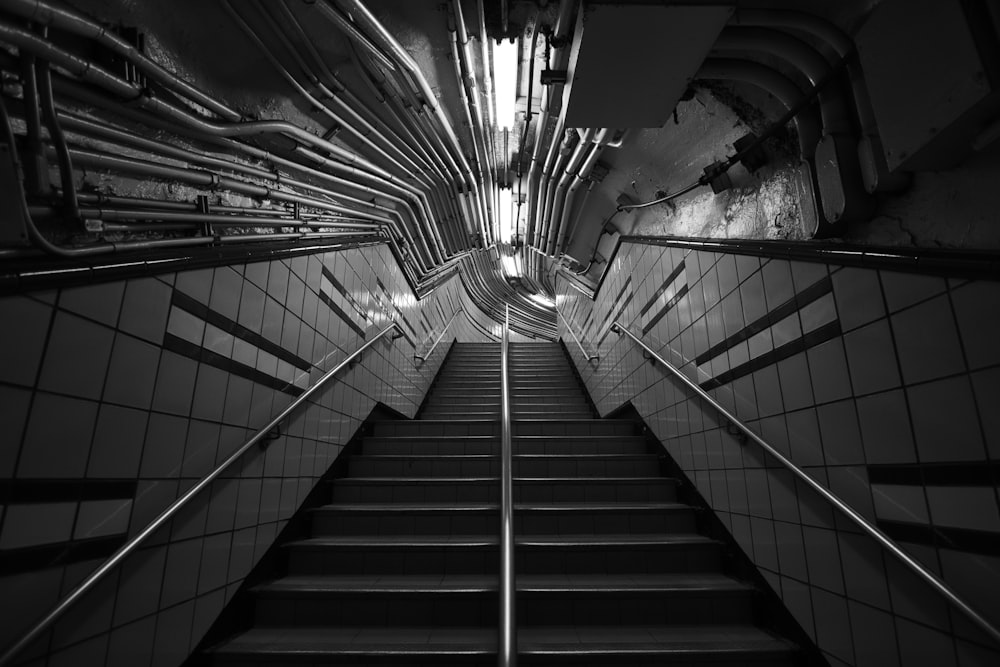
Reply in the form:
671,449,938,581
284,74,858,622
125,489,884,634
879,520,1000,557
869,462,1000,486
694,275,833,366
700,320,842,390
639,261,686,317
317,289,367,339
164,333,304,396
322,265,368,322
374,277,418,341
172,291,312,371
0,535,127,575
0,480,137,503
596,293,636,349
641,284,690,336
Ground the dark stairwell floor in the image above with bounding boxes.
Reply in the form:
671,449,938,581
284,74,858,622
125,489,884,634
190,341,812,666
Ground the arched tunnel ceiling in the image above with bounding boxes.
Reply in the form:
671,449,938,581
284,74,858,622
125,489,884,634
3,0,998,338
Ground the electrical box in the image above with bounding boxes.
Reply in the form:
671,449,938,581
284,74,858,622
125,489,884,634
564,2,733,128
856,0,1000,171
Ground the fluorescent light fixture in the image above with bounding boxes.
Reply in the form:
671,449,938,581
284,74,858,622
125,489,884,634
498,187,513,243
494,38,517,130
501,254,518,277
528,293,555,308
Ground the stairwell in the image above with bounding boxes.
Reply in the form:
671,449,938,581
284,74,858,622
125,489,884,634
194,342,804,665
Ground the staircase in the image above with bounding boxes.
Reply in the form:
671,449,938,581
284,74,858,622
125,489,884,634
197,342,801,665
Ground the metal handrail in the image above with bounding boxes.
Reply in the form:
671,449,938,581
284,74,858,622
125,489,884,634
558,310,598,361
611,322,1000,646
0,322,409,666
415,307,464,362
499,304,516,666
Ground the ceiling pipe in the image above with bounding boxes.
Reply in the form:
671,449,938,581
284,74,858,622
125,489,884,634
42,71,429,273
347,47,478,250
696,58,821,160
0,0,242,121
552,128,623,256
224,0,450,264
451,1,498,243
333,0,481,204
712,27,874,224
545,127,596,256
730,8,909,194
329,5,487,252
447,25,493,245
538,127,583,256
525,0,574,285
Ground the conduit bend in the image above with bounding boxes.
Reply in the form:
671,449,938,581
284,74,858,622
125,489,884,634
0,0,243,121
696,58,821,160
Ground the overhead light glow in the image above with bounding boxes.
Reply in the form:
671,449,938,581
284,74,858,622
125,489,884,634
493,38,517,130
498,187,513,243
528,293,555,308
501,253,519,277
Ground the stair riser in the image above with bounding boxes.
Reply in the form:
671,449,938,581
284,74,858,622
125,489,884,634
360,437,650,455
514,483,676,503
343,458,657,477
518,592,753,626
254,593,498,627
363,439,498,455
513,437,649,455
373,422,498,437
515,459,660,477
516,510,696,535
313,511,497,536
513,422,638,437
517,544,722,574
348,458,498,477
332,482,499,504
287,547,499,575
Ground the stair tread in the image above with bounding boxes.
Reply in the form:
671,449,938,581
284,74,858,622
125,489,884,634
208,627,495,655
335,476,498,483
255,574,498,594
518,625,796,654
516,533,717,546
313,503,498,512
212,625,791,657
288,535,499,548
515,502,691,511
517,573,753,592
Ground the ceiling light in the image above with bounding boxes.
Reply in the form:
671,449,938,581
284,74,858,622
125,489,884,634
494,38,517,130
498,187,514,243
527,293,555,308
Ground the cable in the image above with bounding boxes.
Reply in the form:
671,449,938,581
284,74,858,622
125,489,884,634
616,179,704,212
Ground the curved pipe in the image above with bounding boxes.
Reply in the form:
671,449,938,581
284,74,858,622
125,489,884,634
334,0,480,196
551,128,618,255
696,58,821,160
0,0,242,121
449,7,496,242
545,128,596,255
714,27,851,133
729,9,909,193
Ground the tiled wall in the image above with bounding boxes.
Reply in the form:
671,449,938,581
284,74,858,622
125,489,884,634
0,242,491,666
558,240,1000,666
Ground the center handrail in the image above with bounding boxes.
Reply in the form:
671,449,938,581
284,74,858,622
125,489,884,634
558,310,598,361
499,304,516,666
415,307,464,362
0,322,410,667
611,321,1000,646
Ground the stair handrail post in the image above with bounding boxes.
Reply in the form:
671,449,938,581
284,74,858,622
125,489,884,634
499,304,517,666
611,321,1000,647
0,322,408,667
415,307,464,362
557,310,598,361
